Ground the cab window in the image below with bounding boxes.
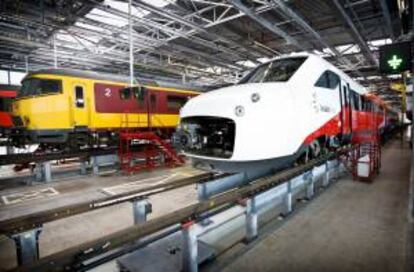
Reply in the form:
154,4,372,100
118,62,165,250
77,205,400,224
167,95,187,111
315,71,340,89
19,78,62,98
239,57,307,83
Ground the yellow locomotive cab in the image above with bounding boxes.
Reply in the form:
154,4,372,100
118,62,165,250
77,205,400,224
11,69,201,147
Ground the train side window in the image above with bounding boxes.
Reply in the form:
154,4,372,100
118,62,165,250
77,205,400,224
119,88,131,100
350,90,360,110
167,95,187,111
132,86,146,102
315,71,340,89
343,85,348,106
361,96,366,111
75,86,84,108
150,94,156,111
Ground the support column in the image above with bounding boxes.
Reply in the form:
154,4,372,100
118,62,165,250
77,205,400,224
284,180,293,215
53,34,57,68
197,183,208,201
10,228,42,265
6,146,14,155
92,157,99,175
35,162,52,182
80,160,87,175
245,197,258,243
128,0,134,86
182,221,198,272
322,162,330,187
35,163,42,181
306,171,314,199
132,199,151,225
43,161,51,183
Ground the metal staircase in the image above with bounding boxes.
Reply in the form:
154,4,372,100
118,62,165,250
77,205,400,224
118,112,184,174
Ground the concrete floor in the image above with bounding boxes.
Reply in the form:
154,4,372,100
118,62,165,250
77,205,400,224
0,165,203,270
215,140,411,272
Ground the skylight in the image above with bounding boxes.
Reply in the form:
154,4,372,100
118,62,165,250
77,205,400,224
85,0,176,27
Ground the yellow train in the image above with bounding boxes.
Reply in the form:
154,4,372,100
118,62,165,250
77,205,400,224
10,69,201,148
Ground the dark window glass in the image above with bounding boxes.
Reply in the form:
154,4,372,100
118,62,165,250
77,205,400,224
132,86,146,101
150,94,156,111
315,72,329,88
119,88,131,100
0,97,12,111
19,78,62,98
239,57,307,84
167,95,187,110
361,96,366,110
315,71,340,89
349,90,361,110
343,86,348,106
328,72,340,88
75,86,84,108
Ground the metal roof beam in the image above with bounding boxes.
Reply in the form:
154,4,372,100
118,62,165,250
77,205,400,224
229,0,305,51
133,0,260,63
88,1,248,64
332,0,378,66
378,0,395,40
268,0,363,75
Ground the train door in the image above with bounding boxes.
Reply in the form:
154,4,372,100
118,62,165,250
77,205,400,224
347,83,353,134
148,90,157,127
340,80,352,139
71,83,89,128
314,71,341,115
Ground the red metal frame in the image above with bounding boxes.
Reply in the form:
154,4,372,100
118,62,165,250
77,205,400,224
118,112,185,174
349,108,381,182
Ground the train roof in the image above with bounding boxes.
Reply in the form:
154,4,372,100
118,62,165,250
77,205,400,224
24,68,208,92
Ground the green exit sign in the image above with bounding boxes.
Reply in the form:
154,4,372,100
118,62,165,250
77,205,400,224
380,42,412,74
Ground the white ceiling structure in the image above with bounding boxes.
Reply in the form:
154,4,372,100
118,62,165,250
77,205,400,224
0,0,409,107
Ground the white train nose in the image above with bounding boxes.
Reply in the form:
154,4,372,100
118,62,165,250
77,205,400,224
179,82,295,161
181,83,268,120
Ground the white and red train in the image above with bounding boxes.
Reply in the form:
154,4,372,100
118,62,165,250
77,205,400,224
176,54,398,178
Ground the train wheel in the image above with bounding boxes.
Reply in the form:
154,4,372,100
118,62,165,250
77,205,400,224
309,140,321,158
296,147,311,165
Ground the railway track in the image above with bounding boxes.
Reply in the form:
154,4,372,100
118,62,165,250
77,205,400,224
0,172,221,235
11,146,352,272
0,147,118,166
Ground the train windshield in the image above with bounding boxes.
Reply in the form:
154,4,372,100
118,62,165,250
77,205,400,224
19,78,62,98
239,57,307,84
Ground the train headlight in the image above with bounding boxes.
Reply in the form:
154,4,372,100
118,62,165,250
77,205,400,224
251,93,260,103
234,105,245,117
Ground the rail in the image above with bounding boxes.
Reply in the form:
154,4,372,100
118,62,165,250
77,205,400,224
0,147,117,166
15,146,353,271
0,172,218,235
